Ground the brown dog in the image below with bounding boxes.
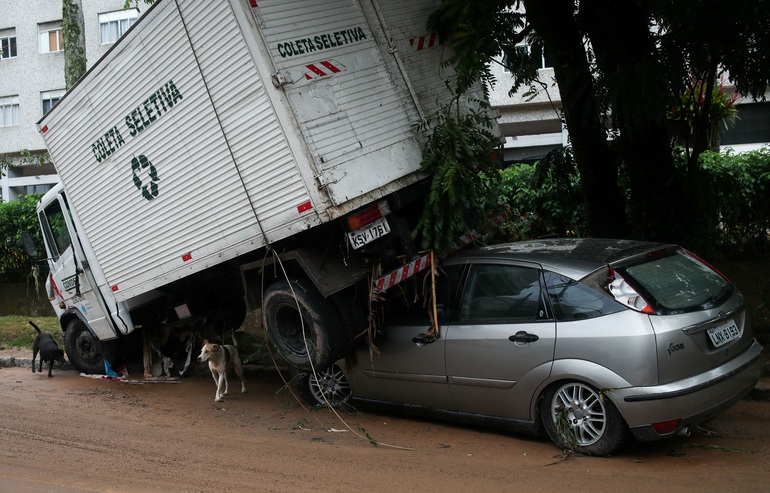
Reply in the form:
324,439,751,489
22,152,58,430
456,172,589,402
30,321,66,377
197,340,246,402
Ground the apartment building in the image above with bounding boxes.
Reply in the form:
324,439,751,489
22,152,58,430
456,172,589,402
0,0,143,201
487,45,770,165
487,47,566,164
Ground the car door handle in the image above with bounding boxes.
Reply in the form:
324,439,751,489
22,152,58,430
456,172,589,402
509,331,539,343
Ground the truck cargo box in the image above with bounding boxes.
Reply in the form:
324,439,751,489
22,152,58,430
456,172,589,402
38,0,470,303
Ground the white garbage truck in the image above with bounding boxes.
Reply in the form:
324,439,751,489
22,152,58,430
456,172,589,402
28,0,494,375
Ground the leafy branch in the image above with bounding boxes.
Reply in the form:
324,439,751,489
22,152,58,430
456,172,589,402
0,150,50,173
412,97,501,254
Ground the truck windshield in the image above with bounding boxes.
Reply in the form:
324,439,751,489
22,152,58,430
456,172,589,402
40,198,72,260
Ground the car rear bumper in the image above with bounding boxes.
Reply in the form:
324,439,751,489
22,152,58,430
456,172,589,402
611,339,763,441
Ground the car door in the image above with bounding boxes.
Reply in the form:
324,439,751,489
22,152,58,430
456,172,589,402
444,261,556,420
352,322,451,409
347,264,460,410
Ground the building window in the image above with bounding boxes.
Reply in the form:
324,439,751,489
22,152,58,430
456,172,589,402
99,10,138,44
530,43,553,70
721,102,770,146
39,22,64,53
1,28,17,59
42,89,66,115
503,42,552,72
26,184,55,195
1,95,20,127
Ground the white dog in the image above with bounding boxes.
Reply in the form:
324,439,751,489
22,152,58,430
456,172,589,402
197,340,246,402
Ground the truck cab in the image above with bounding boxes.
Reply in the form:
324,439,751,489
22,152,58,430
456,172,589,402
33,184,127,373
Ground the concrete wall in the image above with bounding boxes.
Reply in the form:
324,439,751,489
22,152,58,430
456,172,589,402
0,282,52,316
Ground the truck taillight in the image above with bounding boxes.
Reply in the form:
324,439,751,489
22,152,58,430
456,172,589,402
346,200,390,231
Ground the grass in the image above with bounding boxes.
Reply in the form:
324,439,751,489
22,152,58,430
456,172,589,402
0,316,62,350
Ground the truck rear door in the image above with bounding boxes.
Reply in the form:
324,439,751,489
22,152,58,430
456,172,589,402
250,0,431,205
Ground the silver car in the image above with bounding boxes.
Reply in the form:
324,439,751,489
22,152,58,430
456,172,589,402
301,238,764,456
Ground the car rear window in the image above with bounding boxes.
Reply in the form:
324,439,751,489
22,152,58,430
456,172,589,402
616,250,733,313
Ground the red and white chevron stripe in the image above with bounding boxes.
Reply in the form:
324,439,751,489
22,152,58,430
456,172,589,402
372,210,510,292
304,59,346,80
375,252,432,293
409,34,437,50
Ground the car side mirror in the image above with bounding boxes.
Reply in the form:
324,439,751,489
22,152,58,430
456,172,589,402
21,231,39,258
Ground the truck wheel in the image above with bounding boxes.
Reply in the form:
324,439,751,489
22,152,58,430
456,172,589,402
64,319,117,375
263,279,341,372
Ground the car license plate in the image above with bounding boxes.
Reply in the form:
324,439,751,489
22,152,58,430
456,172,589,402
348,217,390,249
707,319,740,348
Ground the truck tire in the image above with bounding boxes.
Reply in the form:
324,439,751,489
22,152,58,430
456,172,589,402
263,279,341,372
64,319,118,375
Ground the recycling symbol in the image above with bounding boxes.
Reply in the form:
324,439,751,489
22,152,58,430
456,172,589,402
131,155,160,201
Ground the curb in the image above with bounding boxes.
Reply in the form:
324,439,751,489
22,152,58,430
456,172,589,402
0,355,281,377
0,356,73,372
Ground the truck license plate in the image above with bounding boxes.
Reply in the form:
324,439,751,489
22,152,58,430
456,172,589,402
707,319,740,348
348,217,390,250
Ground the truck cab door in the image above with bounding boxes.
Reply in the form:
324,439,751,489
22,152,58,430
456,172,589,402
39,194,118,341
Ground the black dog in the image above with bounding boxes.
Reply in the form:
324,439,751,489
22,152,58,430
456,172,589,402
30,321,66,377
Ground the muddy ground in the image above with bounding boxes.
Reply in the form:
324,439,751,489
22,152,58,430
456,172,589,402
0,354,768,493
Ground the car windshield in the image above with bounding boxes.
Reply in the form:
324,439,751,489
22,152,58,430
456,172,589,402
618,250,733,313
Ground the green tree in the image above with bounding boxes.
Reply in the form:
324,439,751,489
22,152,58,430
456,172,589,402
0,194,44,282
429,0,770,249
123,0,155,10
668,77,738,171
521,0,631,239
413,98,502,253
62,0,87,89
63,1,156,89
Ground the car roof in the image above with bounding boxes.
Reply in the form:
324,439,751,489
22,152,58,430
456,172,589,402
444,238,675,279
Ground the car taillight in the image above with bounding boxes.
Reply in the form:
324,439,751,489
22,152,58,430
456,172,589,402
608,269,655,314
346,200,390,231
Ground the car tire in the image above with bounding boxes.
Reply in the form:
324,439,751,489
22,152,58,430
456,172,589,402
263,279,342,373
299,364,352,406
540,381,629,456
64,318,118,375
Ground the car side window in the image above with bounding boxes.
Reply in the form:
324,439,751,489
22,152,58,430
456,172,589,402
544,271,624,321
378,263,466,326
459,264,543,323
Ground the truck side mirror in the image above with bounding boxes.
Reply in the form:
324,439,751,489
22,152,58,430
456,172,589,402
21,231,39,258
